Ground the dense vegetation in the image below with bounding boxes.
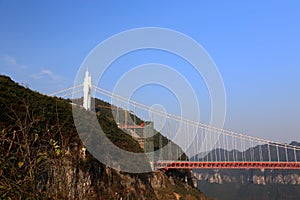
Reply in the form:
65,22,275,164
0,75,77,198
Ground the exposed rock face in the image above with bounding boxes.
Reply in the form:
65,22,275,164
45,151,209,199
193,169,300,185
39,141,208,200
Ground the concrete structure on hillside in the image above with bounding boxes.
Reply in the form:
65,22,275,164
119,120,155,170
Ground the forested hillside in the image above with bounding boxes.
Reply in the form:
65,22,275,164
0,75,207,200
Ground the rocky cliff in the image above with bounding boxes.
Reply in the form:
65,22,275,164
45,147,206,199
194,169,300,185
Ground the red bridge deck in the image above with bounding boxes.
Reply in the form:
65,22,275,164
155,161,300,170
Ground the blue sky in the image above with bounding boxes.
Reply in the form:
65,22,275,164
0,1,300,143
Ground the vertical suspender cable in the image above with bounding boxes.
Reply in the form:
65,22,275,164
218,131,221,162
223,131,227,162
250,140,254,162
259,143,263,162
294,147,297,162
285,144,289,162
214,130,217,161
276,144,280,162
233,136,235,161
267,143,271,162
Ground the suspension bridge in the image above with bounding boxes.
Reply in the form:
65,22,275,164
49,70,300,170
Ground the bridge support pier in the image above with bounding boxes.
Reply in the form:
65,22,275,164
143,122,155,170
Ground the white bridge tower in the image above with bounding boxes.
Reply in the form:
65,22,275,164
83,70,92,111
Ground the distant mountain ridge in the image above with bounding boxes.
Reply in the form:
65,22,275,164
191,142,300,162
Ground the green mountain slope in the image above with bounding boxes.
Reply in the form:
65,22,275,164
0,75,207,200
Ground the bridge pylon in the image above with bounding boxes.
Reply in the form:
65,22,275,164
83,70,92,111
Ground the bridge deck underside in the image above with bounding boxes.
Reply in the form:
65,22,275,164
155,161,300,170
